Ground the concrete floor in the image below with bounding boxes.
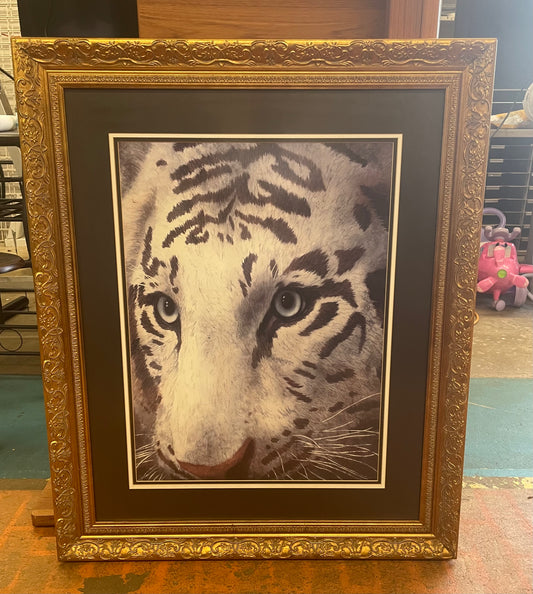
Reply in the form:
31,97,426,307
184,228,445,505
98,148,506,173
0,292,531,594
0,485,530,594
471,295,533,378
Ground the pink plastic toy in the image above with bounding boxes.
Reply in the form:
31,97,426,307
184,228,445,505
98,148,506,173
477,224,533,310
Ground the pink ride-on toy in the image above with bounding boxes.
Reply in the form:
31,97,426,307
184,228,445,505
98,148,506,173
477,216,533,311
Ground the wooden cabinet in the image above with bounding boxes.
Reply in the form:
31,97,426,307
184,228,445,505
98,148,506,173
137,0,440,39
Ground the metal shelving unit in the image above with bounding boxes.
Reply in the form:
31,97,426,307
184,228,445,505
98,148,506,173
484,127,533,263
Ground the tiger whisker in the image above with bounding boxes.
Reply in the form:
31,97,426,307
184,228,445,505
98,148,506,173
299,463,310,480
136,445,156,456
314,452,377,475
143,468,159,480
323,419,374,432
288,453,312,481
320,442,376,453
316,432,377,443
295,430,376,447
315,443,377,455
308,460,364,480
305,467,328,481
310,455,365,475
136,441,156,451
321,392,380,423
135,452,156,468
316,445,378,462
275,450,286,476
135,458,154,470
327,450,377,460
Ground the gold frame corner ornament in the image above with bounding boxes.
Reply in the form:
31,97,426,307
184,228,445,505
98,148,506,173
11,38,496,561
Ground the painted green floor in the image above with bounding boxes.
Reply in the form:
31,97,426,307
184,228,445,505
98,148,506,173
0,375,50,479
0,374,531,479
465,378,533,477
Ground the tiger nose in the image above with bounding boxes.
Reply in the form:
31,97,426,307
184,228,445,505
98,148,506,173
178,438,255,480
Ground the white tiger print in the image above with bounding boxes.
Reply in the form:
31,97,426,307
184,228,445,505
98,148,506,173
118,140,392,482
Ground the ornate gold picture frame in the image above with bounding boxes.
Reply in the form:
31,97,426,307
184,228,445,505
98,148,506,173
12,38,496,561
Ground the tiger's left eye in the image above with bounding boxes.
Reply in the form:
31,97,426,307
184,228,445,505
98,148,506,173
155,294,179,326
273,289,304,319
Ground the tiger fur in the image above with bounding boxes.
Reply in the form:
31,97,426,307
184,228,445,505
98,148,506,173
118,140,393,482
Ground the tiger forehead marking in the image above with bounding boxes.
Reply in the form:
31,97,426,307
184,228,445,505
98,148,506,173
119,140,392,482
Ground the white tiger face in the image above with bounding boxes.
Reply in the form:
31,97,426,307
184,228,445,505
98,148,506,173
119,141,392,482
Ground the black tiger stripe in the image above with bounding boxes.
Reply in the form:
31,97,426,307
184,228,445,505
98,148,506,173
170,163,233,195
129,337,161,411
320,311,366,358
251,313,278,368
300,302,338,336
242,253,258,287
269,259,279,278
285,249,328,279
163,144,318,246
302,361,317,369
163,198,235,247
240,223,251,240
284,377,303,389
141,227,161,278
270,151,325,191
167,184,234,223
261,436,297,465
317,279,357,308
140,310,164,339
157,448,181,475
150,362,162,371
287,388,312,403
169,256,179,286
360,183,391,230
168,145,317,222
171,143,324,191
293,418,309,429
353,203,372,231
234,210,297,244
324,143,368,167
156,159,167,167
328,401,345,413
173,142,201,153
185,228,209,245
325,368,354,383
335,247,365,276
253,180,311,217
129,284,138,302
294,368,316,379
365,268,386,323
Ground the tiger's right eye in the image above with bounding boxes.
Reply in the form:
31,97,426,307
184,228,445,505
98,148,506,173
273,289,304,319
154,294,179,327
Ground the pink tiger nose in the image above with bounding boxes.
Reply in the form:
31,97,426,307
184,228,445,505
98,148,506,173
177,438,255,480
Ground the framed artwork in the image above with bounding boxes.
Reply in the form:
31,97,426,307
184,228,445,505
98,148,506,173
12,38,496,561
